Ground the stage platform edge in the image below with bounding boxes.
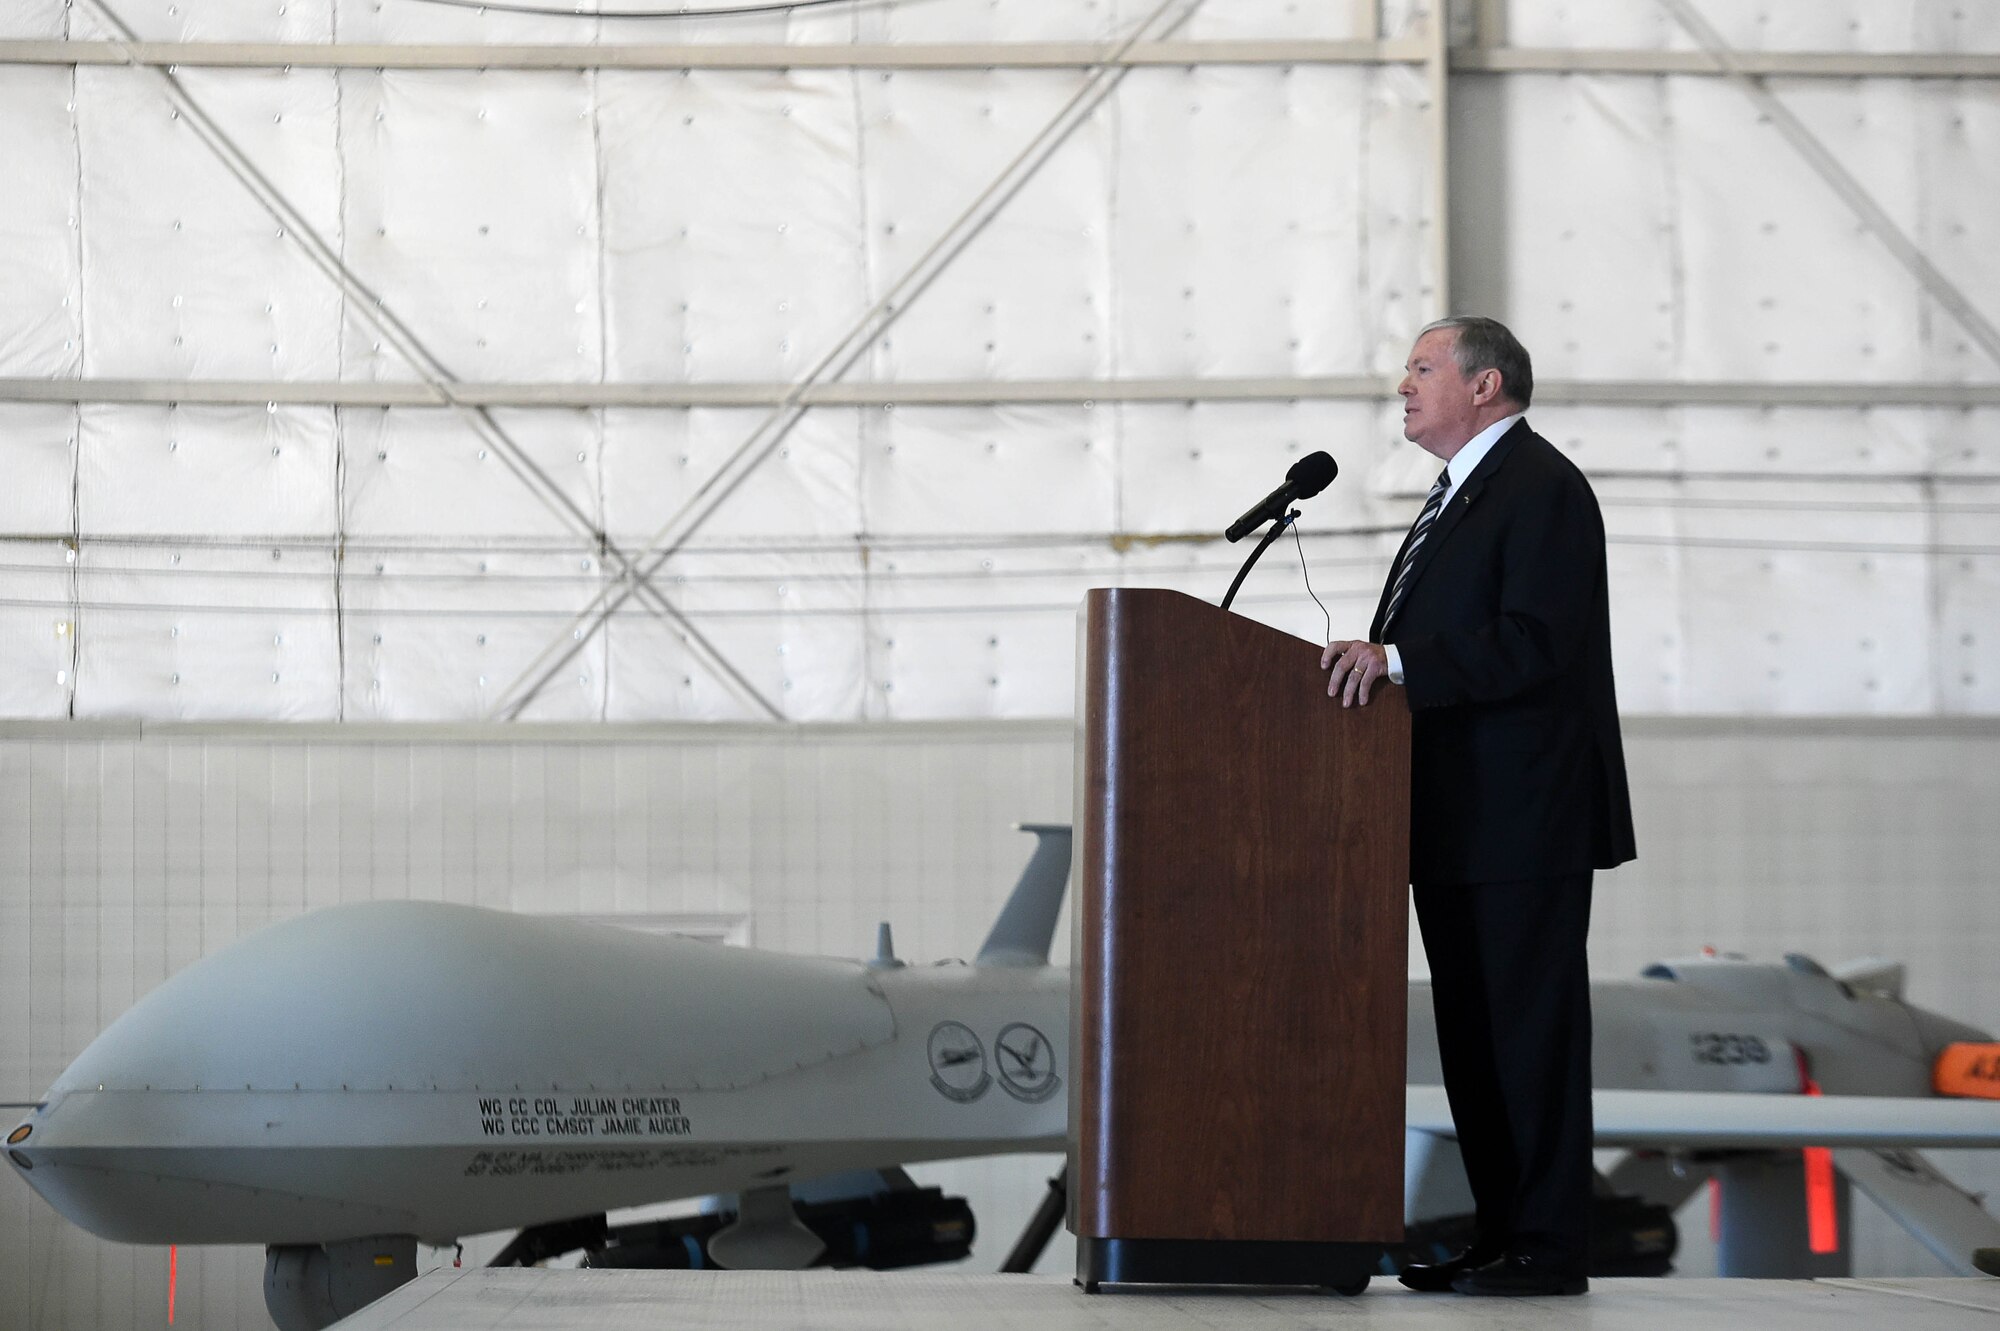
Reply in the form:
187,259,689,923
333,1269,2000,1329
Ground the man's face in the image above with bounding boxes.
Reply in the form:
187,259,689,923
1398,329,1490,459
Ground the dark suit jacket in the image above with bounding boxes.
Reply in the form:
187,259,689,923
1370,419,1637,887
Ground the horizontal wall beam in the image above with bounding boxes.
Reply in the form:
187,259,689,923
3,40,1995,76
4,715,1998,742
1455,48,2000,79
6,376,1999,409
0,37,1426,70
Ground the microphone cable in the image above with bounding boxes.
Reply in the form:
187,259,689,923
1291,518,1331,646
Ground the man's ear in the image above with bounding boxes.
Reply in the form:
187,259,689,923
1472,369,1502,406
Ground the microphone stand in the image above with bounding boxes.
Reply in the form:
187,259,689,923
1219,509,1297,613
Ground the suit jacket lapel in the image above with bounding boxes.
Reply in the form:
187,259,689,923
1378,420,1528,634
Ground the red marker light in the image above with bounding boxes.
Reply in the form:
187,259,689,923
168,1245,178,1325
1803,1143,1838,1254
1794,1049,1839,1255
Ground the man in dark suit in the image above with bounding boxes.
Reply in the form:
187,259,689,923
1321,316,1636,1297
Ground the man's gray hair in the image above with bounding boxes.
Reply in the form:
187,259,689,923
1419,316,1533,409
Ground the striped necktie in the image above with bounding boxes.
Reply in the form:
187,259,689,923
1381,467,1452,632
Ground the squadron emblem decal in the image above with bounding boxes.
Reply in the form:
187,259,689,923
994,1022,1061,1103
927,1021,991,1103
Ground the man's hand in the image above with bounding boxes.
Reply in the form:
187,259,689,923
1321,639,1388,708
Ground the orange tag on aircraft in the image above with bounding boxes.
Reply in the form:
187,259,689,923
1934,1043,2000,1099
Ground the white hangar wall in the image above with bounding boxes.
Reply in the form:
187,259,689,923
0,0,1993,720
4,717,2000,1329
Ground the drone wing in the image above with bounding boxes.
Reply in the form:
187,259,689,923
1406,1086,2000,1149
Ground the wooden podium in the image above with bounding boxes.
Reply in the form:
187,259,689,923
1067,588,1410,1292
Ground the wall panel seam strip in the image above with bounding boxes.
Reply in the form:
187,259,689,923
4,42,1996,77
6,378,1998,407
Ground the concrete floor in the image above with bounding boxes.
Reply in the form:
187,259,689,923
337,1270,2000,1328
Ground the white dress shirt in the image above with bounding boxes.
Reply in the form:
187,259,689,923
1383,412,1525,684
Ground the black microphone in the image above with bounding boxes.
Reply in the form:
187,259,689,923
1224,451,1338,542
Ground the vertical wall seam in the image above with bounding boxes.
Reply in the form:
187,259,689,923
1355,59,1372,375
588,60,612,721
1917,78,1943,713
848,49,879,719
330,5,350,721
1105,53,1125,548
1658,67,1692,714
1422,0,1450,319
66,13,86,720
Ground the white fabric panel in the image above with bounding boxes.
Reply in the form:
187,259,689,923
0,542,76,718
867,0,1364,45
1507,0,1674,48
598,69,867,383
1916,81,2000,382
74,544,340,718
1666,2,1920,54
1178,0,1363,42
1519,405,1933,479
338,548,610,720
1119,400,1386,531
1505,0,1999,51
1453,75,1679,381
71,403,339,717
857,70,1110,382
0,70,82,377
605,551,867,721
865,588,1080,719
1517,405,1681,475
601,406,860,540
338,71,602,383
0,403,83,713
1114,67,1371,379
1936,481,2000,714
1677,479,1933,714
0,403,77,532
343,406,600,539
1935,408,2000,480
1927,2,2000,48
865,0,1110,43
1362,64,1440,374
1596,476,1685,713
1673,76,1924,383
864,403,1113,535
78,403,336,535
1674,405,1930,476
0,0,61,38
334,0,609,46
75,67,344,379
70,0,333,42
